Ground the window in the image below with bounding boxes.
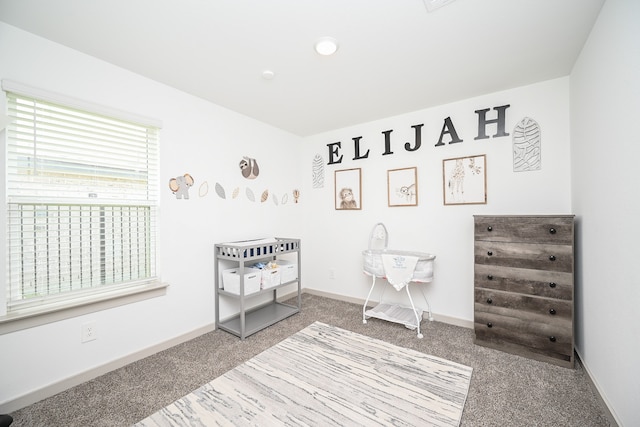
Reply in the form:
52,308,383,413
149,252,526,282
4,83,160,315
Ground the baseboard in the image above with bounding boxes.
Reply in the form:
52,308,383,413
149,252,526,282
3,288,471,414
0,322,216,414
4,289,619,427
575,349,620,427
431,312,474,329
300,288,474,329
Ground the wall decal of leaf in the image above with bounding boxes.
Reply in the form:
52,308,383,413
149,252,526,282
199,181,209,197
214,182,225,199
246,187,255,202
513,117,541,172
312,153,325,188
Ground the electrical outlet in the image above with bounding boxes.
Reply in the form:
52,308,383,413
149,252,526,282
81,321,97,343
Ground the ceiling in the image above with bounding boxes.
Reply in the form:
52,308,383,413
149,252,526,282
0,0,605,136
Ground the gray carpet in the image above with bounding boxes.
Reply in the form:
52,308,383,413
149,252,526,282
9,293,612,427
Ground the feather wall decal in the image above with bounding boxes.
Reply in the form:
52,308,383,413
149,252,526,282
246,188,255,202
199,181,209,197
214,182,225,199
281,193,288,205
261,189,269,203
272,193,279,206
232,187,240,199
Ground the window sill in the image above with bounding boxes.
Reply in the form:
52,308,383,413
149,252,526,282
0,281,169,335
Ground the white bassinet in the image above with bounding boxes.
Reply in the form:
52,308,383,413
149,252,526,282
362,223,436,338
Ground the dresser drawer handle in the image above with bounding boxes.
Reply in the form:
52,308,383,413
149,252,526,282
487,226,493,232
549,282,557,288
549,308,557,315
549,228,557,234
486,298,493,304
549,336,556,342
487,322,493,328
549,255,556,261
487,251,493,256
487,275,494,280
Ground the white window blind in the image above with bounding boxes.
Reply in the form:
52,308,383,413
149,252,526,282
5,89,160,311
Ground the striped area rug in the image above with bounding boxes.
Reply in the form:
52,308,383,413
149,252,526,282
134,322,472,426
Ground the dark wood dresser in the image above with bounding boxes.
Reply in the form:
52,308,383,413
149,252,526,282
473,215,575,368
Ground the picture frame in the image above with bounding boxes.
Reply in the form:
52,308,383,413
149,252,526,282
442,154,487,205
387,167,418,207
334,168,362,210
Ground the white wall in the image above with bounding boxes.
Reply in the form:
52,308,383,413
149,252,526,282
0,22,303,411
300,77,572,323
2,3,635,423
570,0,640,425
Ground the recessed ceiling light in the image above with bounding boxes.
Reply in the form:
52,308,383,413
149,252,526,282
262,70,275,80
314,37,339,56
423,0,457,12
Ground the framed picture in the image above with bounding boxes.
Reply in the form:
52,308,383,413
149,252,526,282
443,154,487,205
387,167,418,207
335,168,361,210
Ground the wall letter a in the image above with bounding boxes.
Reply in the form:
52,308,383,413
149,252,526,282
435,117,463,146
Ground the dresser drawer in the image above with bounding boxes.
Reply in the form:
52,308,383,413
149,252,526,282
475,241,573,273
474,311,573,363
475,216,573,244
475,288,572,321
474,264,573,300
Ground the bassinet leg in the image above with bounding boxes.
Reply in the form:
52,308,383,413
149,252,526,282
405,285,423,339
362,275,377,324
420,287,434,321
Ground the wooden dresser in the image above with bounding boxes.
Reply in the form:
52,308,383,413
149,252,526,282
473,215,575,368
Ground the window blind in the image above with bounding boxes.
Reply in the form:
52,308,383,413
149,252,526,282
5,90,159,310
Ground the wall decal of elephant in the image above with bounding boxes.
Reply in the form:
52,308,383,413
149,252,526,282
169,173,194,199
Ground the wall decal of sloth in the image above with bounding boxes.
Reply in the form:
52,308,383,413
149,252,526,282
169,173,194,199
239,156,259,179
397,183,416,202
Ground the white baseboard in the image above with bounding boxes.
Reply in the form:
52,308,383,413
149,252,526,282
300,288,474,329
3,288,301,413
7,288,575,415
575,349,620,427
0,323,215,414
